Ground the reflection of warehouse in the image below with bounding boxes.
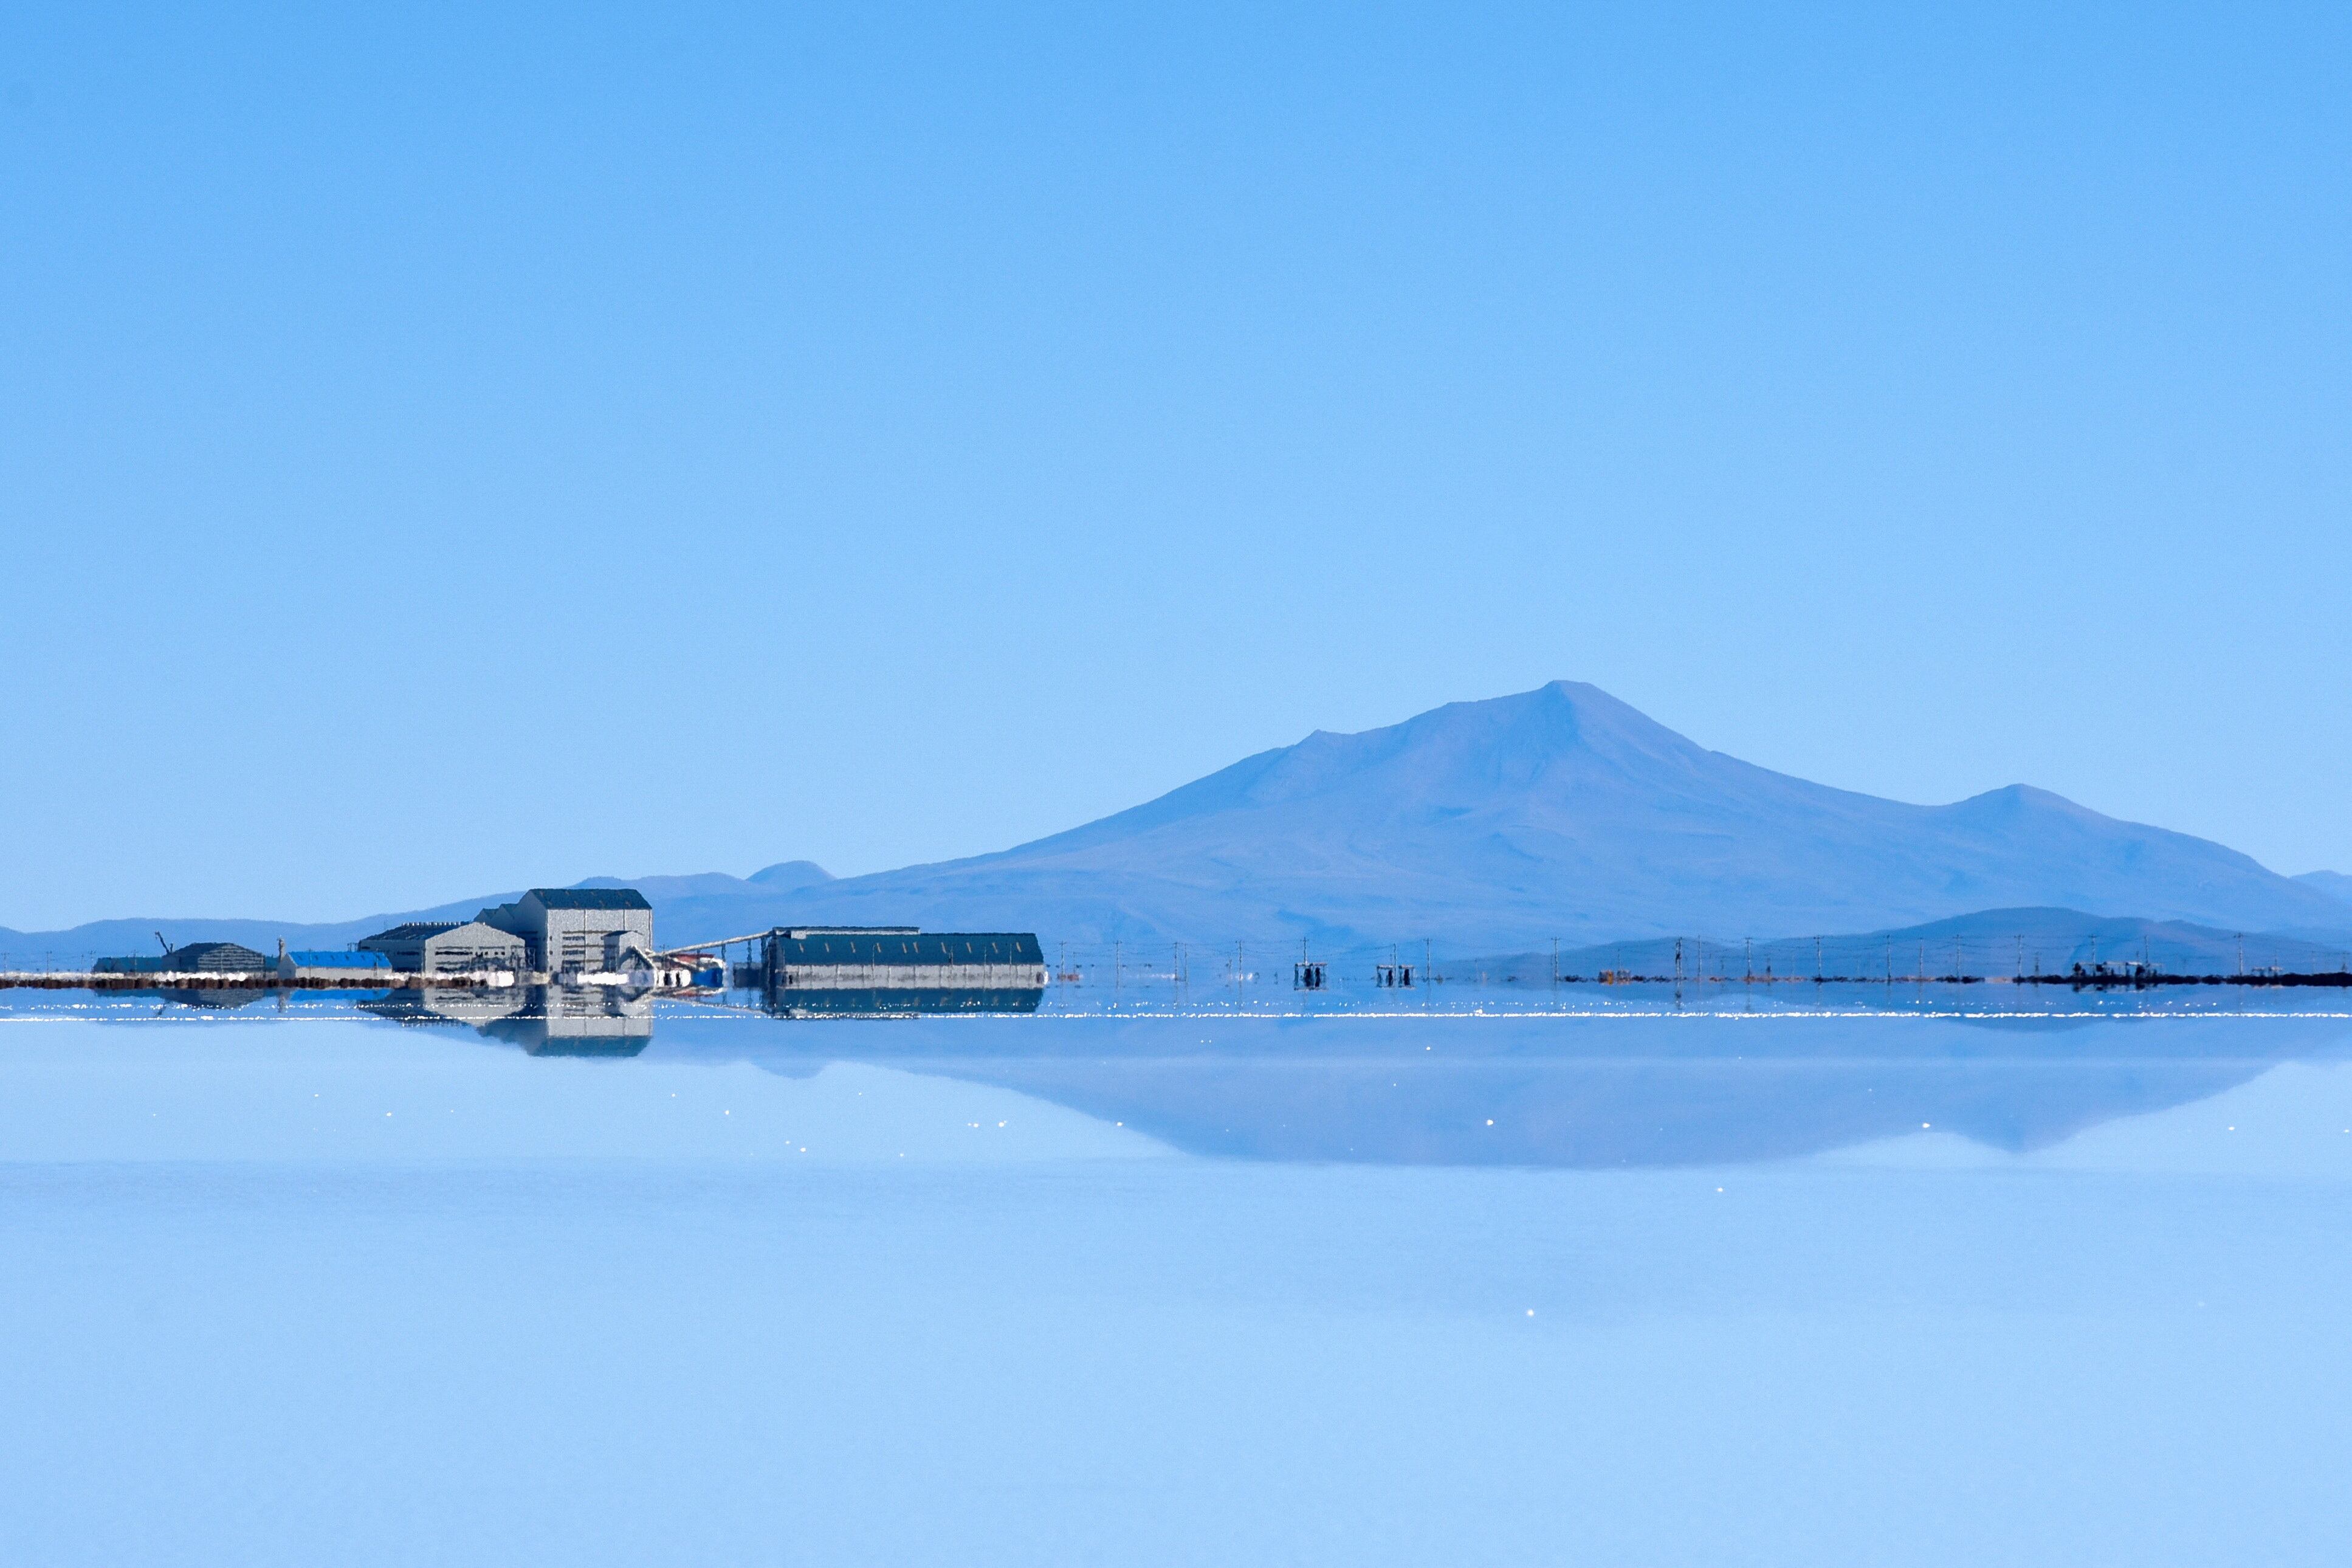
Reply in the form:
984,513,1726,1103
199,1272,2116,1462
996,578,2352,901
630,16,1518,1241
758,929,1047,1016
358,921,525,975
360,985,530,1027
359,984,649,1055
484,986,654,1056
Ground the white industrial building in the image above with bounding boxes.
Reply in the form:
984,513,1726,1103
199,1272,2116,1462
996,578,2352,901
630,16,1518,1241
476,888,655,977
357,920,527,975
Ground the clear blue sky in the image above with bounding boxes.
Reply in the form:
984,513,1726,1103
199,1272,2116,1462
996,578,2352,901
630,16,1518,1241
2,2,2346,929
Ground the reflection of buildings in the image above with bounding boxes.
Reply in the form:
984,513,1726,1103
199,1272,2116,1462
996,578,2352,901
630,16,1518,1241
360,982,653,1054
765,986,1046,1019
360,985,530,1028
148,986,270,1010
482,985,654,1056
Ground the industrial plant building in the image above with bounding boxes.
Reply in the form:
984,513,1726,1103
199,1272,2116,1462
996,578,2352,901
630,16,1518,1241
358,921,527,975
476,888,655,976
342,889,659,980
762,929,1047,989
753,928,1048,1016
69,888,1045,1020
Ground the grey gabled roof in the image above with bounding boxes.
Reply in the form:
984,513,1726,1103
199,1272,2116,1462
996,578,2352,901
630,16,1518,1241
165,941,269,970
365,922,461,942
528,887,653,911
771,932,1044,967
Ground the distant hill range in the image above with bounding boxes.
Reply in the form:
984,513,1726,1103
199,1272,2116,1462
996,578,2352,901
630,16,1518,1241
1477,906,2352,985
2297,869,2352,907
7,682,2351,964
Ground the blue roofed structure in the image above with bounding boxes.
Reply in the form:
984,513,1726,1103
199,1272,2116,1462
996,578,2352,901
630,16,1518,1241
278,949,394,983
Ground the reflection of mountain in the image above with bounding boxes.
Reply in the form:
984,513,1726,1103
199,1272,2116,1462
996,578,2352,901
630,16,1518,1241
651,1010,2352,1169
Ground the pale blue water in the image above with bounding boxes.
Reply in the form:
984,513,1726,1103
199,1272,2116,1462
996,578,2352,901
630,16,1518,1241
5,992,2351,1565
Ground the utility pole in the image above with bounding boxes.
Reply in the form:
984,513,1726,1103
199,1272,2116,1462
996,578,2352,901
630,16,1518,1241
1815,936,1823,983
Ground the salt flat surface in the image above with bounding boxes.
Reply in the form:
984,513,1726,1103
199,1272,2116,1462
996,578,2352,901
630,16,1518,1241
4,999,2351,1566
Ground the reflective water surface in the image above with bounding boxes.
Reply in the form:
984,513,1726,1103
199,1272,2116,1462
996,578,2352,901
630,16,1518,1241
4,989,2350,1565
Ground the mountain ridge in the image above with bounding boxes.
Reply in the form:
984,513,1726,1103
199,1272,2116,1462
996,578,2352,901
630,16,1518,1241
4,681,2345,957
745,681,2347,947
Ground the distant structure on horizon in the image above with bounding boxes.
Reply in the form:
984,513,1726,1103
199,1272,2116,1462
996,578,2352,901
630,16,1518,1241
60,889,1052,1015
94,939,269,975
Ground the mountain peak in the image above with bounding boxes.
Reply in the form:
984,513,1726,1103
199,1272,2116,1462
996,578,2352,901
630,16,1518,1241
763,680,2351,947
749,860,834,889
2296,869,2352,907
